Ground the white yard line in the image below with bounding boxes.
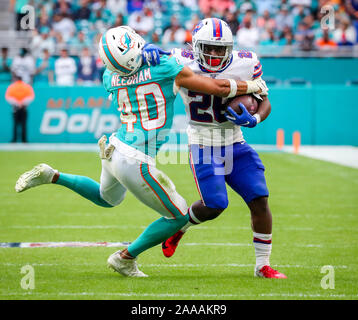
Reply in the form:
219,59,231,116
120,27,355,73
0,291,356,298
0,225,316,231
0,241,344,248
284,145,358,169
1,262,350,269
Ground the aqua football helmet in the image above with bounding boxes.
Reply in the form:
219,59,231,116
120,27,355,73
99,26,145,76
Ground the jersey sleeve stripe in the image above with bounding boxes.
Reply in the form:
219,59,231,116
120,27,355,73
253,70,263,79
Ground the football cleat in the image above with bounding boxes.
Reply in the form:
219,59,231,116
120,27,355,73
254,265,287,279
15,163,57,193
162,230,184,258
107,250,148,277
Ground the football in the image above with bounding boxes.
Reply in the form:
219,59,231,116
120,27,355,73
226,94,259,115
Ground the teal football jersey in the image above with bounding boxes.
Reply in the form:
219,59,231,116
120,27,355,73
103,56,183,158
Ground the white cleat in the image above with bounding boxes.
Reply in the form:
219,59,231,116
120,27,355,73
15,163,57,193
107,250,148,277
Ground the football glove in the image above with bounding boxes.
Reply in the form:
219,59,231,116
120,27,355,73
142,43,171,66
98,135,115,160
254,78,269,96
225,103,257,128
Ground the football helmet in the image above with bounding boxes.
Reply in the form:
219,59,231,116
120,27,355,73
192,18,233,72
99,26,145,76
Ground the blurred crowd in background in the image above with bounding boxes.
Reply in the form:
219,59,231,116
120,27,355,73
1,0,358,86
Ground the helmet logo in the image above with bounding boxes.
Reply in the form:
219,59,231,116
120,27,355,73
192,22,203,35
120,32,134,54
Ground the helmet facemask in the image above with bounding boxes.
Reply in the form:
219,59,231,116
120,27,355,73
194,41,233,72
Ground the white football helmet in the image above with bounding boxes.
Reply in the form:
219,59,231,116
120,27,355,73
99,26,145,76
192,18,233,72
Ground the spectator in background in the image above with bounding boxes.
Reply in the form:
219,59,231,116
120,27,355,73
52,13,76,42
128,6,154,37
278,25,296,45
74,0,91,20
0,48,12,83
333,17,357,45
237,0,257,14
68,31,92,54
275,4,294,32
5,75,35,143
223,10,240,34
127,0,144,13
260,27,278,45
107,0,128,17
162,16,187,45
295,21,316,50
256,0,279,15
11,48,35,84
77,47,98,85
37,10,51,30
35,49,54,84
30,27,56,58
316,29,338,50
236,13,260,48
257,10,277,30
112,13,125,27
199,0,236,16
54,48,77,86
53,0,73,18
345,0,358,19
91,0,114,28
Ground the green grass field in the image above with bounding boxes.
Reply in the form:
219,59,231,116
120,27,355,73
0,150,357,300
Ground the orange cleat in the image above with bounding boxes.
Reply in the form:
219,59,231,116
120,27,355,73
162,230,185,258
255,265,287,279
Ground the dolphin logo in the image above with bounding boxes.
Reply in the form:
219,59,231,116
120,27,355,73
122,32,133,54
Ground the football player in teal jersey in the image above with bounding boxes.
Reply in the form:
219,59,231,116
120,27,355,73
15,26,266,277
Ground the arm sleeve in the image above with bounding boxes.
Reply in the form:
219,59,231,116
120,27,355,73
102,68,113,93
154,55,184,80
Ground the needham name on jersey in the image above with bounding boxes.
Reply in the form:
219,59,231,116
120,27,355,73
111,68,152,87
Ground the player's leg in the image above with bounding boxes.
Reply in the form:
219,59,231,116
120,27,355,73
12,108,19,142
162,144,229,258
107,150,189,276
21,107,27,143
225,142,286,278
15,161,120,208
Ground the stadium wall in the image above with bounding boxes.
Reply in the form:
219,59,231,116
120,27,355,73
0,84,357,146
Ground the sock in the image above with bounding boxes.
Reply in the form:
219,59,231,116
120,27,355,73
56,173,112,208
253,232,272,270
180,206,201,232
128,214,189,257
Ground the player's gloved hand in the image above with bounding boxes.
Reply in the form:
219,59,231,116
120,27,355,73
98,135,115,160
254,78,269,96
141,43,171,66
245,78,269,96
225,103,257,128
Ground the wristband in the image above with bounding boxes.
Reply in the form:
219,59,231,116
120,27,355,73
253,113,261,124
227,79,237,98
245,80,258,94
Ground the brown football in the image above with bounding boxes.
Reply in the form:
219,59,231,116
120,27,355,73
226,94,259,115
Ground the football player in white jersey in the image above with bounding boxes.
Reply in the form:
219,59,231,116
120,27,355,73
143,18,287,278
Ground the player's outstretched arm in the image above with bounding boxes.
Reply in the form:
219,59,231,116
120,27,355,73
175,66,264,98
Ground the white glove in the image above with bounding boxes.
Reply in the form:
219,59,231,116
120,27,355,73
246,78,269,96
98,135,115,160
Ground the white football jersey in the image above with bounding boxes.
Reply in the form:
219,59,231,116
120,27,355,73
172,48,263,146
